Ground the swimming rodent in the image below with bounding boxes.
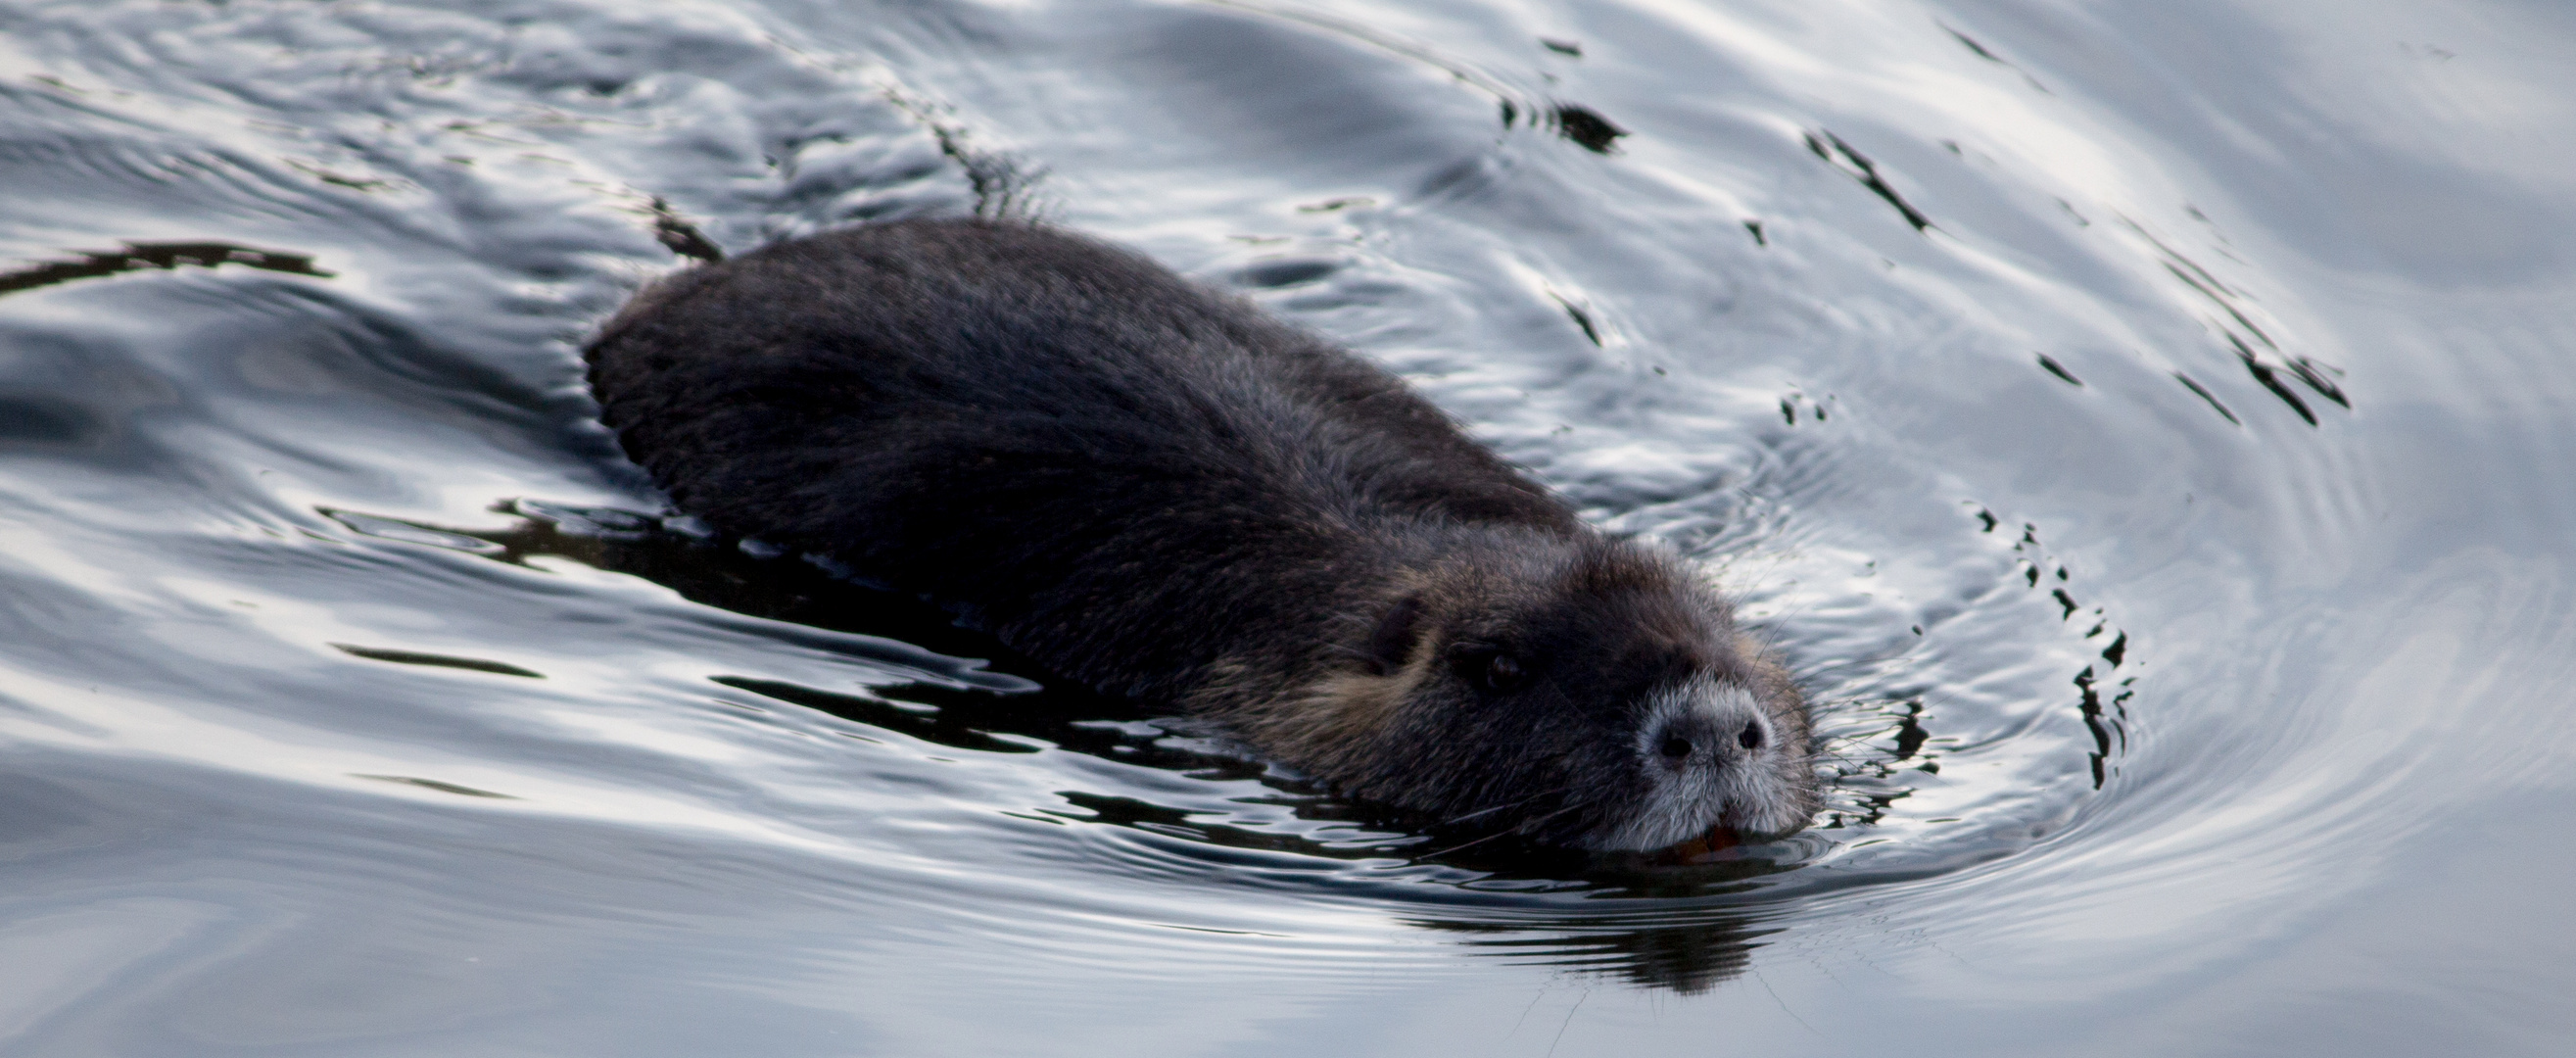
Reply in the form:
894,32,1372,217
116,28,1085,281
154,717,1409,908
584,218,1818,850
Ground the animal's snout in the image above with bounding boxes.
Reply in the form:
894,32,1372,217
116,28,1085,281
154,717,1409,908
1646,684,1771,770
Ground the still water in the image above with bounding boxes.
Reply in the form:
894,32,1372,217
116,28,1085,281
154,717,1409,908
3,0,2572,1053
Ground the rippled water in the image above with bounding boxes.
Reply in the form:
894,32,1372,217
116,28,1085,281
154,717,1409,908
4,0,2573,1052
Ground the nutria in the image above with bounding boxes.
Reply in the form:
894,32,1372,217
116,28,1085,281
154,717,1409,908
584,218,1817,849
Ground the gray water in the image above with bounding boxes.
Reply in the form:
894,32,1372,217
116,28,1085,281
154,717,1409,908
3,0,2573,1053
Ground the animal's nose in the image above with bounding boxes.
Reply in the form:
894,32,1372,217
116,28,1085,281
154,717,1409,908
1649,688,1769,767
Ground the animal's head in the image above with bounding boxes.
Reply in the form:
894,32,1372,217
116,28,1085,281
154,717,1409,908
1264,535,1817,851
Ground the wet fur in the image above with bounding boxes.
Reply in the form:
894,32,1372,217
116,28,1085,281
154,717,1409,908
585,218,1816,848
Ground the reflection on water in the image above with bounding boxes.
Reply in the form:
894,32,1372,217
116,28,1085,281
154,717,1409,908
4,0,2576,1053
1410,907,1775,995
0,241,332,295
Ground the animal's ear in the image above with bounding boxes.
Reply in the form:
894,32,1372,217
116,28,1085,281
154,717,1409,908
1363,594,1426,676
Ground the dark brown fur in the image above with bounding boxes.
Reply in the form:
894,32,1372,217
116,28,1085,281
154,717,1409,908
584,219,1816,848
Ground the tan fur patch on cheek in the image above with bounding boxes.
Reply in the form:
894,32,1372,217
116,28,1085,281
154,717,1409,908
1242,664,1424,776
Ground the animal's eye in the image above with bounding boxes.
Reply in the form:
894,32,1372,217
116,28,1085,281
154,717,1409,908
1448,644,1522,693
1448,644,1527,693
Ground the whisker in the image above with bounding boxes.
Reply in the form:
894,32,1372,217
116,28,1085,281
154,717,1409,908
1440,785,1571,827
1417,803,1584,859
1794,649,1924,682
1814,731,1894,750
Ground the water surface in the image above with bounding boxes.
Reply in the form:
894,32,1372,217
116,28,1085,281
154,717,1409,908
3,0,2574,1053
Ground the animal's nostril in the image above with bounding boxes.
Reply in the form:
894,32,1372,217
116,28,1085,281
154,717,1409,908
1659,736,1693,760
1739,722,1763,750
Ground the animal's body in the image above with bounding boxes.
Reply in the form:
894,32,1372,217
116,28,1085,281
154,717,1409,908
585,219,1816,849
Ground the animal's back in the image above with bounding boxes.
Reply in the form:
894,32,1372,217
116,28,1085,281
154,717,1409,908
585,219,1575,693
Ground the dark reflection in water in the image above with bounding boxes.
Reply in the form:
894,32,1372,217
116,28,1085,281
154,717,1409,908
1411,909,1775,995
1544,104,1626,155
331,643,545,679
1805,130,1932,232
0,395,100,446
0,241,331,296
